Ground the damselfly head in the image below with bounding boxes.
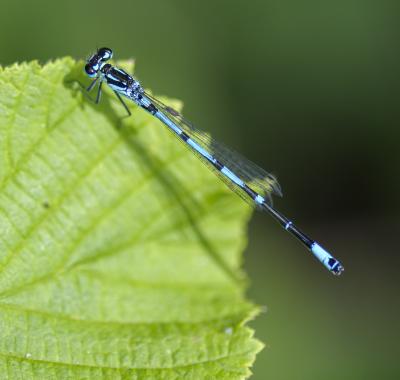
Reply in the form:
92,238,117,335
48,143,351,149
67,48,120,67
84,48,113,78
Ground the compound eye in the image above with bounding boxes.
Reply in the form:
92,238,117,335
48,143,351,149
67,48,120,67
84,64,97,78
98,47,113,61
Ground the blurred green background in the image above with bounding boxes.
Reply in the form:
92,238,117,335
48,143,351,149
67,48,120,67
1,0,399,378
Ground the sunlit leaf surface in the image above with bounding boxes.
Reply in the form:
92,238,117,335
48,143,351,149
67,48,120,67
0,58,262,379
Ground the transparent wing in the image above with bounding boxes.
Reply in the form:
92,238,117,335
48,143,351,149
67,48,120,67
145,92,282,206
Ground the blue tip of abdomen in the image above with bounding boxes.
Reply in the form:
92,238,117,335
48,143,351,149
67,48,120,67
311,243,344,276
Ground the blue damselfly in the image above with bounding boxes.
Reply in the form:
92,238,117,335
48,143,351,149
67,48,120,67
84,47,344,276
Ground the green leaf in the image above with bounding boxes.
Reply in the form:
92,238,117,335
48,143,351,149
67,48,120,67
0,58,263,379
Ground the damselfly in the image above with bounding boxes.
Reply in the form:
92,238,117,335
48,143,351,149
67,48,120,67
83,47,344,276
